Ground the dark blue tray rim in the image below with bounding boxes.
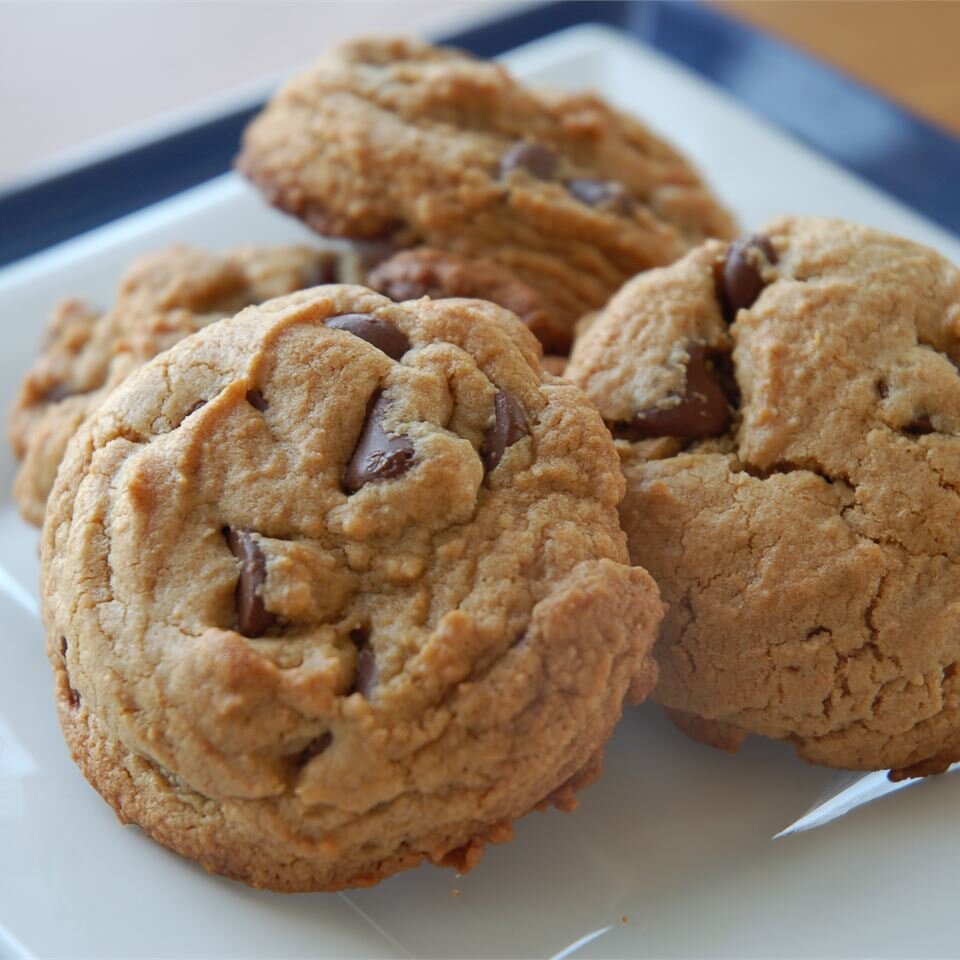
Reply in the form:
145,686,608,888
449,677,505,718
1,0,958,268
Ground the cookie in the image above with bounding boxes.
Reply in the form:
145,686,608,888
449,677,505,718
42,283,663,891
8,244,355,525
368,247,567,375
567,217,960,775
369,246,551,339
237,36,736,353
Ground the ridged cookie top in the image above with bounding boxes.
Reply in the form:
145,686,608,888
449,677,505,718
8,244,346,525
568,217,960,773
237,36,736,350
42,284,662,890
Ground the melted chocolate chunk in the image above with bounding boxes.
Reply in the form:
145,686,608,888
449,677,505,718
715,234,778,323
499,141,558,180
295,732,332,765
343,392,415,493
326,313,410,361
224,527,275,638
245,389,268,412
905,414,935,436
565,178,634,215
630,344,731,439
481,390,529,472
353,647,378,699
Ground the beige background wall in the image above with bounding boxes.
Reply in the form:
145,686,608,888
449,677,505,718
0,1,517,187
1,1,958,190
718,1,960,137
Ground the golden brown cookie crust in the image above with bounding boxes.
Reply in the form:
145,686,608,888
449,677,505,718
568,217,960,773
237,37,736,351
8,245,347,525
43,284,663,891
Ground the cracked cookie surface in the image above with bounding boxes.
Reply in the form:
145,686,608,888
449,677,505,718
42,283,663,891
567,216,960,774
9,244,354,525
237,36,736,353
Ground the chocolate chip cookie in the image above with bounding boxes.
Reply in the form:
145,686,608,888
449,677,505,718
237,36,736,353
369,246,549,339
568,217,960,776
42,283,663,891
368,247,568,374
9,244,355,525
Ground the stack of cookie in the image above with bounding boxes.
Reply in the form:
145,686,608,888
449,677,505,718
12,36,960,893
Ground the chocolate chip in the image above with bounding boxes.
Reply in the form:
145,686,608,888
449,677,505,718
877,380,890,399
499,141,558,179
348,628,377,698
481,390,529,472
224,527,275,638
630,344,731,439
905,414,935,435
295,732,332,765
173,400,207,432
326,313,410,361
59,637,80,707
565,178,634,215
354,647,378,699
709,350,740,411
343,392,415,493
371,277,430,303
245,389,268,411
715,234,778,323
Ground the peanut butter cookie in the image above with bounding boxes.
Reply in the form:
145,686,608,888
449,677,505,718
42,284,663,891
237,37,736,353
568,217,960,776
368,247,566,374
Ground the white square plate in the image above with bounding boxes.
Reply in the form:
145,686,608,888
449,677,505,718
2,24,960,960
